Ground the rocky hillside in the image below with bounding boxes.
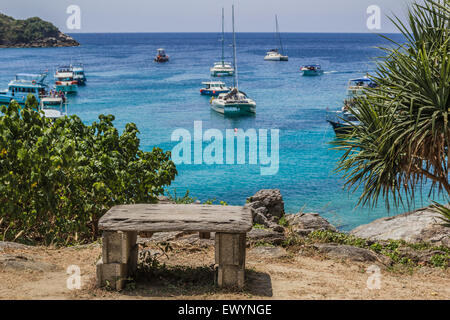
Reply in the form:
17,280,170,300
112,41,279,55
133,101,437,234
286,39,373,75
0,13,79,48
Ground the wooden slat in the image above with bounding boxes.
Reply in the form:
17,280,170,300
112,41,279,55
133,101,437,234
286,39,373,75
98,204,252,233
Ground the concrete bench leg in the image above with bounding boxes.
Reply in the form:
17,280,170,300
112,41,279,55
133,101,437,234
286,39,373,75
215,232,246,289
96,231,138,290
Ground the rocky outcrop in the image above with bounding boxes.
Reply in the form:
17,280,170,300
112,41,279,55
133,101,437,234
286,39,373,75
286,212,337,236
350,206,450,246
246,189,285,231
0,13,79,48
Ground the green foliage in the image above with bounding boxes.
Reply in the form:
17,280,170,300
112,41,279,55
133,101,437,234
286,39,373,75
430,201,450,227
166,189,197,204
0,13,60,45
430,253,450,268
332,0,450,208
0,100,177,245
278,216,288,227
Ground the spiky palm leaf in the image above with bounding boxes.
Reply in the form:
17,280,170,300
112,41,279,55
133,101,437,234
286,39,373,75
333,0,450,209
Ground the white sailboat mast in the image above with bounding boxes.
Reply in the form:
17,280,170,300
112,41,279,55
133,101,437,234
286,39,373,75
232,5,238,91
276,15,284,55
221,7,225,65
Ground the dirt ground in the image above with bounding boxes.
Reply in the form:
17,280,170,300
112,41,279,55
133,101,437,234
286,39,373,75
0,240,449,300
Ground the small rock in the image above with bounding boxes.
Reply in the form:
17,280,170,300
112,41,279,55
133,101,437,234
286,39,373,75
247,189,285,223
249,246,288,259
286,212,336,235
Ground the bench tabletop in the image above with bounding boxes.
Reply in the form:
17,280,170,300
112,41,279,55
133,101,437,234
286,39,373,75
98,204,253,233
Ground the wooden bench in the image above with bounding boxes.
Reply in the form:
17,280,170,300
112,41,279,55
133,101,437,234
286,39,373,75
96,203,253,290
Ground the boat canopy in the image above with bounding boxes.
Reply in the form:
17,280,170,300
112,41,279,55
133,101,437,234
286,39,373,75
350,78,372,82
15,73,47,83
202,81,226,85
302,65,321,68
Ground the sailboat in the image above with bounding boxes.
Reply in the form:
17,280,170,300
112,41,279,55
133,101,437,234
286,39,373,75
211,5,256,115
210,8,234,77
264,15,288,61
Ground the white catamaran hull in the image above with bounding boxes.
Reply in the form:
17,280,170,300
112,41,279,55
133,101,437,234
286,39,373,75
264,54,288,61
210,100,256,115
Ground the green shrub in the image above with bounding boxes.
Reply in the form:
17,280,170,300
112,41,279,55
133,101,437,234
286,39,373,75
0,99,177,245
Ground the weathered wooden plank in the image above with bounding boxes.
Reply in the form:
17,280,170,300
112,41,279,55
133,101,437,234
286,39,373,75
98,204,252,233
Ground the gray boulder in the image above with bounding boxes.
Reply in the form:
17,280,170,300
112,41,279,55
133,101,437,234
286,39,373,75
0,241,33,251
312,244,390,265
286,212,336,235
350,206,450,246
0,254,59,272
246,189,285,230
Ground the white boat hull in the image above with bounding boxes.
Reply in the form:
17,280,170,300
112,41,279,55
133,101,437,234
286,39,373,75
264,54,288,61
211,100,256,115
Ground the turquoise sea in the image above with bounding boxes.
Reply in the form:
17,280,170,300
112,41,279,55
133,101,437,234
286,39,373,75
0,32,436,231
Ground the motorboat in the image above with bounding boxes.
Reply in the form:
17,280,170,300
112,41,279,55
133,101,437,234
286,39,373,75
54,66,78,94
154,48,169,63
200,81,230,96
300,65,324,76
0,73,48,105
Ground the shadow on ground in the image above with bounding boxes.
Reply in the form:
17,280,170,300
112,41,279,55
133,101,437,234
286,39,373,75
119,264,273,298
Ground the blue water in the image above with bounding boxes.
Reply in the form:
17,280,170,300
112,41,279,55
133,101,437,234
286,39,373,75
0,33,437,230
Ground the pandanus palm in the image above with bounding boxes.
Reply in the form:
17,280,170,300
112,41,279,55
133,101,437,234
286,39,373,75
333,0,449,209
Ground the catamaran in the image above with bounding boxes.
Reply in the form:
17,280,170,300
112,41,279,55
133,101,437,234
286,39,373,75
264,15,288,61
210,8,234,77
211,5,256,115
54,66,78,94
0,73,49,105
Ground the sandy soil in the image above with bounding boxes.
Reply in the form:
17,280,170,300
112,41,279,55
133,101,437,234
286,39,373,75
0,240,449,300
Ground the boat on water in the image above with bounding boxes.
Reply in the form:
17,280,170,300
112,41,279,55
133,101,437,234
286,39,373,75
54,66,78,94
210,5,256,116
154,48,169,63
264,15,288,61
200,81,230,96
347,76,377,97
39,96,68,120
210,8,234,77
300,65,324,76
328,75,378,135
71,63,87,85
0,73,48,105
327,111,360,135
